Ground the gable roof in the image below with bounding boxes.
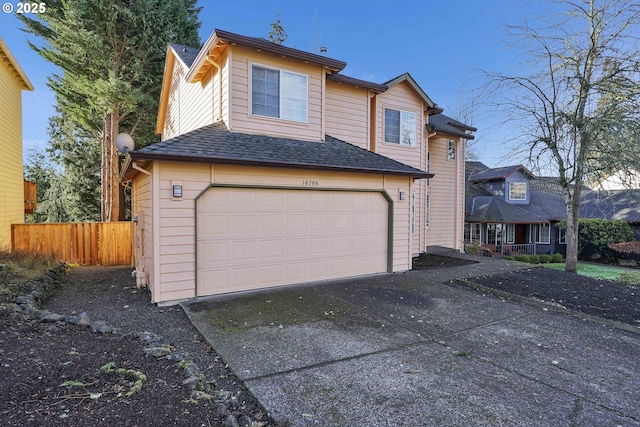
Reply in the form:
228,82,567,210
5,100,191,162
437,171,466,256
384,73,439,111
187,28,347,84
0,37,33,91
429,113,476,140
124,122,432,180
168,43,199,68
469,165,536,182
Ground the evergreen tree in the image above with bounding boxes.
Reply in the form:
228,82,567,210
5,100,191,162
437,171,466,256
19,0,201,221
268,14,287,45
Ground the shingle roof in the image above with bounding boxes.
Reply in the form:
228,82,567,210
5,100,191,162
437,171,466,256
128,122,431,178
428,114,476,140
469,165,535,182
580,190,640,223
169,43,200,68
467,196,549,223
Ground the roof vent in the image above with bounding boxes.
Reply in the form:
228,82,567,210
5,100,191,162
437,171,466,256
319,46,327,55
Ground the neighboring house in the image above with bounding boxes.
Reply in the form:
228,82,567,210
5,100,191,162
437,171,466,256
581,189,640,240
122,29,473,304
0,37,33,251
465,162,640,257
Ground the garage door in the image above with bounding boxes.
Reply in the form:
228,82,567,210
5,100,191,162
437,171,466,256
196,186,389,296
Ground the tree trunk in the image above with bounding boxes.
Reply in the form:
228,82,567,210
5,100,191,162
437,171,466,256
564,186,582,274
101,110,120,222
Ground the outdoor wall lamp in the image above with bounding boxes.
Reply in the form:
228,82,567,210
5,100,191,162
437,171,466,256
172,185,183,198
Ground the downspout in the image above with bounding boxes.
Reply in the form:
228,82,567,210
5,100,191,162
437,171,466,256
205,56,223,122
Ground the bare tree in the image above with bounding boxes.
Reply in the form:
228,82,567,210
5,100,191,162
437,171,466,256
484,0,640,273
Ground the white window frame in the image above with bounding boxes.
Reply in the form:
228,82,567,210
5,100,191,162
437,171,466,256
506,224,515,243
537,223,550,244
448,140,456,160
384,108,417,146
250,64,308,123
509,182,527,201
468,223,481,243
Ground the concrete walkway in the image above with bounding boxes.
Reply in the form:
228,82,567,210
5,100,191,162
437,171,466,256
182,255,640,426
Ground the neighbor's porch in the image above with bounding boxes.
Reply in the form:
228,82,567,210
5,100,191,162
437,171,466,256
464,222,553,258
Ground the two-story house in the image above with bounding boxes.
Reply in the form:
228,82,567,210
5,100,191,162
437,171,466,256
121,29,474,304
0,37,33,251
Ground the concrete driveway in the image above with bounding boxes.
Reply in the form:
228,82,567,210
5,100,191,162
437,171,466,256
182,258,640,426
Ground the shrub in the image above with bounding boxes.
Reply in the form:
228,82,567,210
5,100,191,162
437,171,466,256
551,253,563,263
465,242,481,256
514,255,531,263
619,271,640,287
576,219,635,258
539,254,553,264
529,255,541,264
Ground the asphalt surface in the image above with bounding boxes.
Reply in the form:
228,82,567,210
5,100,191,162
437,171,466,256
182,253,640,426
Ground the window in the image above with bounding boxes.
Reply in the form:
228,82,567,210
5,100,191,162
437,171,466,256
486,223,503,245
506,224,515,243
251,65,307,122
537,223,550,244
465,223,481,243
384,108,416,146
558,227,566,244
448,140,456,160
509,182,527,200
411,192,416,234
425,195,430,228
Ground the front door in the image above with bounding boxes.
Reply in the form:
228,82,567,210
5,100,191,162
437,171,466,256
515,224,527,244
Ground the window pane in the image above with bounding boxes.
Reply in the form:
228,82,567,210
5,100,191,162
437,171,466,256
385,109,400,144
252,65,279,118
448,140,456,160
400,111,416,146
281,71,307,122
509,182,527,200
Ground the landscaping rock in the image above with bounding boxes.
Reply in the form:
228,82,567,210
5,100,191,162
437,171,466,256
66,311,91,326
224,414,240,427
41,312,65,323
91,320,117,333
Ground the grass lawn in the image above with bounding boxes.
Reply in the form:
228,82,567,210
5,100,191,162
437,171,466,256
543,262,626,281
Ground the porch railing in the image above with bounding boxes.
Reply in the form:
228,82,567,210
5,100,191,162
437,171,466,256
465,242,536,258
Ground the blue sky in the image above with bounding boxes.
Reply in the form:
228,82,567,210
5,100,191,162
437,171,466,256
1,0,548,167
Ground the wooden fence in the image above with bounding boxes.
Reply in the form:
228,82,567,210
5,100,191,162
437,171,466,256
11,222,132,266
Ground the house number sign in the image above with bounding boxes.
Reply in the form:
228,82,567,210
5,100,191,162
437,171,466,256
302,180,319,186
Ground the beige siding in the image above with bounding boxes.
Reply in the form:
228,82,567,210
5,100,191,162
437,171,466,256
155,162,211,302
132,169,153,290
325,81,369,148
162,56,217,141
427,136,465,251
228,45,324,141
0,55,25,250
373,82,425,170
146,161,412,303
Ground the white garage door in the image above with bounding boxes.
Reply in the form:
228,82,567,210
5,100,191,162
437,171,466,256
196,187,389,296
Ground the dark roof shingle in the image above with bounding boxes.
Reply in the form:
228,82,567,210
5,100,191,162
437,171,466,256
128,122,431,178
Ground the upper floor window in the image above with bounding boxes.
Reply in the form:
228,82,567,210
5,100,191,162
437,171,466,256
251,65,307,123
448,140,456,160
384,108,416,146
509,182,527,200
